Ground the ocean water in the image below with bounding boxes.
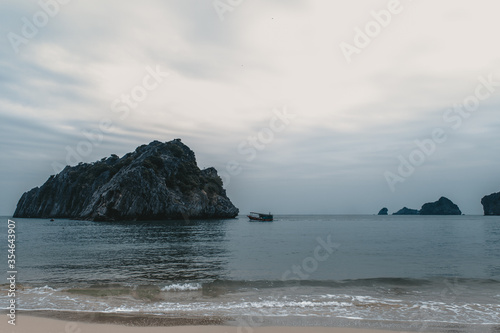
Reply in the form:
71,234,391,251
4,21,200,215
1,215,500,329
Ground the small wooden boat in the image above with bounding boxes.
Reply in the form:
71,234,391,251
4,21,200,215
247,212,273,222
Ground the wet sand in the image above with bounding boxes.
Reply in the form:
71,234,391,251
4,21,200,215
0,314,425,333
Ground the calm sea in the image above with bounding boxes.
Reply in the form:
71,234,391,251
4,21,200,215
1,215,500,330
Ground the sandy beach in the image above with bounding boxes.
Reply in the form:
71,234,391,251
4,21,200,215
1,315,419,333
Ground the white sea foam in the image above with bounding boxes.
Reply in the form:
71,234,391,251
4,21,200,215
6,284,499,326
9,294,500,325
161,283,202,292
29,286,59,294
338,316,364,320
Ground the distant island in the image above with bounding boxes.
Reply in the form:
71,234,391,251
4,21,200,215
393,207,420,215
377,207,388,215
14,139,239,221
381,193,500,216
419,197,462,215
379,196,463,215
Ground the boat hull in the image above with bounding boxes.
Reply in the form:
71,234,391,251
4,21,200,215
247,215,273,222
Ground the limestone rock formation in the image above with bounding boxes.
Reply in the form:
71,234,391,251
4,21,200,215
481,191,500,216
419,197,461,215
378,207,388,215
14,139,239,221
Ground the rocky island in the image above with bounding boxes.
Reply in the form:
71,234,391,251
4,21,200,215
14,139,239,221
393,207,419,215
391,197,461,215
419,196,462,215
481,191,500,215
377,207,388,215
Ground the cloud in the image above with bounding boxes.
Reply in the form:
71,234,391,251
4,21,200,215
1,0,500,215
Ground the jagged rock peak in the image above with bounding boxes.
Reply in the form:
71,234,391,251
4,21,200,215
14,139,239,221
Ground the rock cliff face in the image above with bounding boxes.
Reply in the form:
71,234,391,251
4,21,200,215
14,140,239,221
481,192,500,216
393,207,419,215
378,208,388,215
420,197,461,215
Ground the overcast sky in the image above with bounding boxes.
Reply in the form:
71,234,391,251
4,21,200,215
1,0,499,216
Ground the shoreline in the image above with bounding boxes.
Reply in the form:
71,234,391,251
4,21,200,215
9,310,228,326
0,314,432,333
1,311,497,333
